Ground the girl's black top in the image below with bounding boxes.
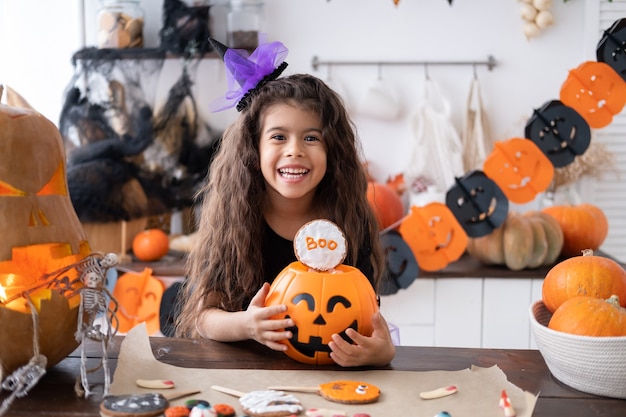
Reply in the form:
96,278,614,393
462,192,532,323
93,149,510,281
261,220,376,288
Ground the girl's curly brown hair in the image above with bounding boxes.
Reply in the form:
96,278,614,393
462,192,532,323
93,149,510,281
175,73,384,338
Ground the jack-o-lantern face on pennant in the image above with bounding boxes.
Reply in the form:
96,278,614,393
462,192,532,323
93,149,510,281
596,18,626,83
560,60,626,129
524,100,591,168
265,262,378,365
398,203,467,272
112,267,164,335
379,230,419,295
446,170,509,238
482,138,554,204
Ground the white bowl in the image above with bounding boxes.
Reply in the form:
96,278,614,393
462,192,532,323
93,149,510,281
529,300,626,399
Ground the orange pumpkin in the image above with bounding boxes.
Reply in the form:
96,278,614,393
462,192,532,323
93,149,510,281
0,97,91,379
265,261,378,365
132,228,170,262
548,295,626,336
541,203,608,257
542,250,626,313
366,181,404,230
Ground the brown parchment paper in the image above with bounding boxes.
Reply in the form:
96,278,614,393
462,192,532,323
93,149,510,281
109,324,538,416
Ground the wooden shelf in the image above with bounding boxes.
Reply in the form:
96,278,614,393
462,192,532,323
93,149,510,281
72,47,218,63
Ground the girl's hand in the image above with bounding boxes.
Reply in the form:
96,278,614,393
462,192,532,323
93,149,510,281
246,283,294,351
328,312,396,367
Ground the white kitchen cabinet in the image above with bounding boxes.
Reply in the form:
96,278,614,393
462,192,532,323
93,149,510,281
379,256,551,349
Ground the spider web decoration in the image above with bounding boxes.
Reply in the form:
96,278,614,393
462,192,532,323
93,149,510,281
58,48,221,224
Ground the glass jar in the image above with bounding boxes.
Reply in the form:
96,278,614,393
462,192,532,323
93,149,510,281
97,0,144,49
227,0,264,52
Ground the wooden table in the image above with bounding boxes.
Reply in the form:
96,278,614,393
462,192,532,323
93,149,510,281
1,336,624,416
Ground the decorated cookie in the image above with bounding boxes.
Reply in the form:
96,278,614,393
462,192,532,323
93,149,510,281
100,393,169,417
164,405,191,417
318,380,380,404
136,379,175,389
294,219,347,271
239,390,304,417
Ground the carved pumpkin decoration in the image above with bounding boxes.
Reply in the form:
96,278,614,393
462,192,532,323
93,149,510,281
482,138,554,204
445,170,509,238
366,181,405,230
596,18,626,84
548,295,626,337
542,249,626,313
265,220,378,365
112,267,164,335
399,202,467,271
379,230,419,295
0,97,90,380
524,100,591,168
541,203,609,257
560,60,626,129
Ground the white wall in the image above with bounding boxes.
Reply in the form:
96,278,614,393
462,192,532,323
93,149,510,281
0,1,83,121
1,0,595,197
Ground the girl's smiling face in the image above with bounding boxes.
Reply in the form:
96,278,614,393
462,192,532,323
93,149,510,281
259,103,327,203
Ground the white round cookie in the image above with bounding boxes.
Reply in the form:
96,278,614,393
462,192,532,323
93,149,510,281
294,219,347,271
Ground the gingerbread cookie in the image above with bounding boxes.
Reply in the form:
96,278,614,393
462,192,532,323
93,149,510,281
239,390,304,417
100,393,169,417
318,380,380,404
294,219,347,271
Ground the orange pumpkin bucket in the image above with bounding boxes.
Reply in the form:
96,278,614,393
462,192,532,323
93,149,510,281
265,219,378,365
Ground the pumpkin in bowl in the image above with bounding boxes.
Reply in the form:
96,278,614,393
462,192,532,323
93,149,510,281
542,249,626,313
548,295,626,337
465,210,563,270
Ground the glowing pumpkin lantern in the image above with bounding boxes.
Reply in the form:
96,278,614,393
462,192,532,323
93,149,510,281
0,94,90,382
265,220,378,365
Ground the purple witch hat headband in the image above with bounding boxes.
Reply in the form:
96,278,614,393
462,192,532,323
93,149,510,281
208,38,289,112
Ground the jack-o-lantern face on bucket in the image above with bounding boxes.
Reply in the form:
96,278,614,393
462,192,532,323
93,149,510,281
265,262,378,365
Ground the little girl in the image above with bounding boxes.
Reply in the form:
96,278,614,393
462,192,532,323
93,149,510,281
175,40,395,366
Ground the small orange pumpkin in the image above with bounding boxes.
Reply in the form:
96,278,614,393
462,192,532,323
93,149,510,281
548,295,626,336
265,261,378,365
366,181,404,230
541,203,608,257
132,229,170,262
542,250,626,313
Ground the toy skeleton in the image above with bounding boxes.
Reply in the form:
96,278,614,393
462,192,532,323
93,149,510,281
73,252,120,398
0,295,47,417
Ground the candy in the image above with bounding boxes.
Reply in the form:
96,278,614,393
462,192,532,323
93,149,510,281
499,389,516,417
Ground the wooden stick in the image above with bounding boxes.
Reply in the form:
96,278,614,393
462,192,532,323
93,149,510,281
267,386,320,393
211,385,246,397
164,390,202,401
